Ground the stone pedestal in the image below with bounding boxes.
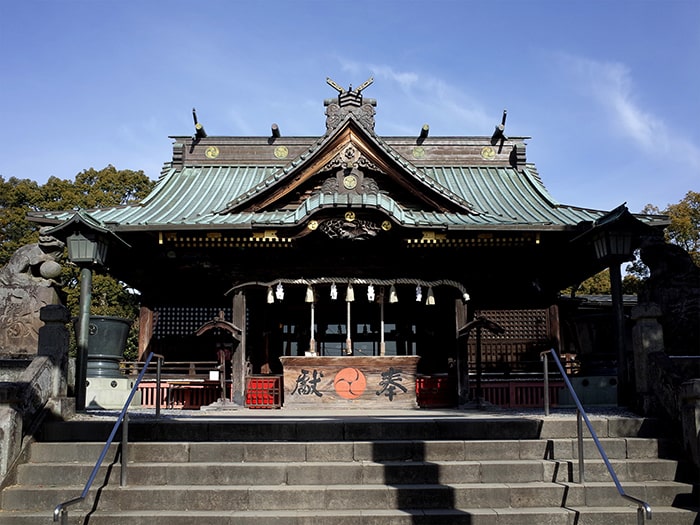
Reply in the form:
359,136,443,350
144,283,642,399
631,303,664,413
558,375,618,406
680,379,700,468
85,377,141,410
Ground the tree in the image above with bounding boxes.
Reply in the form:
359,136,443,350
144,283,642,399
0,177,43,263
1,166,154,265
0,166,155,359
574,269,611,295
664,190,700,266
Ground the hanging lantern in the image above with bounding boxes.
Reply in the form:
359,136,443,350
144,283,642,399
462,292,471,302
266,286,274,304
389,285,398,303
367,284,375,302
305,285,315,303
275,282,285,301
426,287,435,306
415,285,422,302
346,283,355,302
330,282,338,300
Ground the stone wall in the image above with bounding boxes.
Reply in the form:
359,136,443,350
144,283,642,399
633,303,700,469
639,239,700,356
0,305,71,482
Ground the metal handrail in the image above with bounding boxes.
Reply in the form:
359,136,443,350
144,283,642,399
53,352,163,524
542,349,652,524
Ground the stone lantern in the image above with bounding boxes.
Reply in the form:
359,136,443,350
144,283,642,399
45,210,129,410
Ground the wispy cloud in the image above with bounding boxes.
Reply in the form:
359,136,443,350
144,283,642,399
338,60,493,134
557,53,700,168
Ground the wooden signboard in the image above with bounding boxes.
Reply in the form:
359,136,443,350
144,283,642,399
279,356,420,408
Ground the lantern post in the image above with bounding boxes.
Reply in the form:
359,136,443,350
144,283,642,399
46,211,129,411
592,229,633,405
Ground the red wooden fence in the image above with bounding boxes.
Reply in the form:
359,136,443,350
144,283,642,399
416,376,564,409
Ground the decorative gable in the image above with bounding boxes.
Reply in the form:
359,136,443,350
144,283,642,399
220,115,480,230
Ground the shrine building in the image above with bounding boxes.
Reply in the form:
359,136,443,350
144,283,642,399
29,78,667,409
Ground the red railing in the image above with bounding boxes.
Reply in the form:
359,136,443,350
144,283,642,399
417,376,564,409
245,375,283,409
136,374,561,410
138,380,221,409
472,380,564,408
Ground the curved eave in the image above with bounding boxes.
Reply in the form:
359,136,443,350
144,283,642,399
29,162,656,233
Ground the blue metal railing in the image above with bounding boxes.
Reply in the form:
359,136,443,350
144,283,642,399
542,349,652,524
53,352,163,524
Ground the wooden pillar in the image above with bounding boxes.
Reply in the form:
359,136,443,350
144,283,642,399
137,306,155,361
475,326,483,407
610,263,627,406
231,291,246,405
346,300,353,355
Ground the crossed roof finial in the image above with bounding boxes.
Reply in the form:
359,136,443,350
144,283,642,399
324,76,376,130
326,76,374,95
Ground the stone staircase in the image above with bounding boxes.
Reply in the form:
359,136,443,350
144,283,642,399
0,411,698,524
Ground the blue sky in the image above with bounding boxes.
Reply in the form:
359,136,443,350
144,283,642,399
1,0,697,214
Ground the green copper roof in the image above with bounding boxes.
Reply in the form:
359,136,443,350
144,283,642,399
28,108,665,233
30,162,614,231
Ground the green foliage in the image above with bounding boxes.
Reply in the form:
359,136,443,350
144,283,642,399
664,190,700,266
622,273,641,295
574,269,611,295
0,166,154,359
564,268,642,297
0,177,43,263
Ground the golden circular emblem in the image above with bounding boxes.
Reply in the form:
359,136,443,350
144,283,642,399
274,145,289,159
343,174,358,190
308,220,318,231
381,220,392,231
205,146,220,159
480,146,496,160
344,211,356,222
412,146,425,159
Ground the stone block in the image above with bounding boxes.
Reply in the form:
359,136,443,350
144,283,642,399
288,462,363,485
243,442,306,462
85,376,140,410
453,483,509,508
306,441,354,462
480,460,544,483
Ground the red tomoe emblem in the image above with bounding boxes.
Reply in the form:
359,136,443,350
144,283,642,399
333,368,367,399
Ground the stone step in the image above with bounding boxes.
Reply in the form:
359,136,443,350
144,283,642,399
35,414,670,443
25,437,678,464
13,457,684,487
36,417,544,442
2,505,699,525
3,414,695,525
3,480,695,512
